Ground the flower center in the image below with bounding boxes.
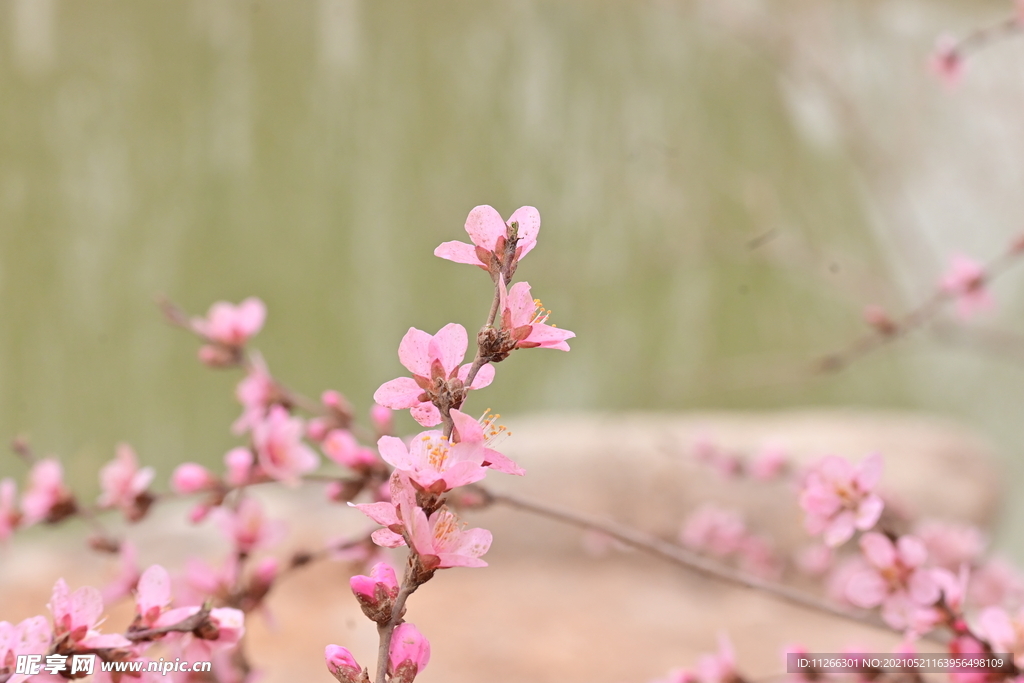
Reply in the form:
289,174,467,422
421,434,451,470
531,298,552,325
479,409,511,445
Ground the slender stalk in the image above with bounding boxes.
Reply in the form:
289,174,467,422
374,559,420,683
486,489,945,643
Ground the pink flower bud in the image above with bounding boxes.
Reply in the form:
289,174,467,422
198,344,238,367
189,503,212,524
350,562,399,623
224,448,255,487
306,417,331,443
370,404,393,435
388,623,430,683
322,390,346,411
254,557,279,587
171,463,217,494
326,645,364,683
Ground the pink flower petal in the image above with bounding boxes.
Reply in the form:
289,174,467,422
464,205,506,251
856,453,883,490
860,532,896,569
508,206,540,258
397,328,433,377
846,568,888,608
855,494,884,530
376,436,415,471
428,323,468,377
897,535,928,568
374,377,424,410
411,402,442,427
459,362,495,390
434,241,482,266
824,510,856,547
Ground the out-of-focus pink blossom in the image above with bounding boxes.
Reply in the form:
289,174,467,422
497,277,575,352
915,520,985,570
388,622,430,683
737,535,782,580
252,405,319,486
48,578,131,649
97,444,155,515
192,298,266,347
970,557,1024,608
979,607,1024,667
929,35,963,88
0,478,20,541
171,462,218,494
948,635,990,683
940,255,992,320
325,645,363,683
2,615,51,681
434,205,540,279
135,564,173,626
933,565,970,615
647,670,697,683
233,353,277,435
795,544,833,577
749,445,787,481
799,453,884,547
845,532,941,632
21,458,75,526
690,437,741,479
101,541,140,604
225,448,255,487
680,504,747,557
696,633,737,683
213,497,285,554
371,404,394,436
863,305,897,335
373,324,495,427
323,430,378,471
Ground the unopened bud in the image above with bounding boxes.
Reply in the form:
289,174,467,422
326,645,367,683
350,562,399,624
388,623,430,683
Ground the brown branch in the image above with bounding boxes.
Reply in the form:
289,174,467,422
125,602,213,642
815,240,1024,374
484,488,944,643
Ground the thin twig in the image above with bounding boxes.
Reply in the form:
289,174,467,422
485,489,944,643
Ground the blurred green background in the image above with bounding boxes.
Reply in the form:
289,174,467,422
2,0,1024,551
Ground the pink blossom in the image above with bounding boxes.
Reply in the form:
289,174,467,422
154,605,245,652
171,462,219,494
749,445,787,481
647,670,697,683
457,409,524,475
98,444,155,513
323,429,378,470
371,404,394,436
101,540,140,604
947,635,990,683
405,505,492,570
351,472,416,549
929,35,963,88
213,497,285,554
680,504,746,557
496,277,575,352
2,615,51,683
373,324,495,427
940,255,992,319
233,353,277,434
136,564,173,626
434,205,540,279
737,535,782,580
192,297,266,347
325,645,363,683
252,405,319,486
978,607,1024,666
0,478,20,541
799,453,884,546
696,633,737,683
224,448,255,487
845,532,941,632
20,458,75,525
378,422,489,494
933,565,970,614
795,544,833,577
915,520,985,570
389,622,430,683
971,557,1024,608
47,578,132,648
